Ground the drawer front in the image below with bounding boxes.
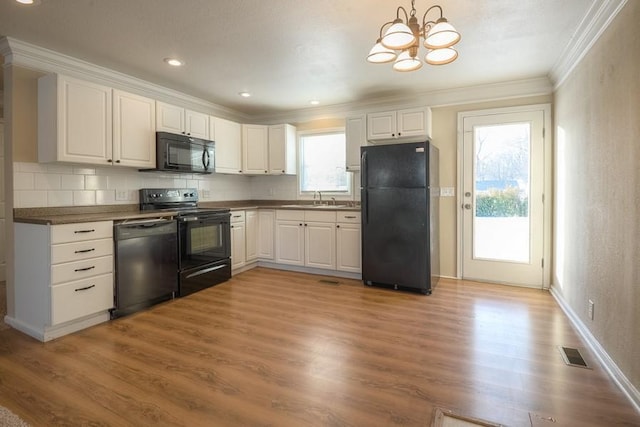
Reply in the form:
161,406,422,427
304,210,336,223
51,238,113,264
230,211,246,223
51,221,113,244
51,273,114,325
51,255,113,285
337,212,361,223
276,210,305,221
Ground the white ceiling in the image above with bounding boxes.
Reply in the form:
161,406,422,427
0,0,596,117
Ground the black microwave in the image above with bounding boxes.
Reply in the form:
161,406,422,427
143,132,215,174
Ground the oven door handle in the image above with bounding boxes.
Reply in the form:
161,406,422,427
186,264,227,279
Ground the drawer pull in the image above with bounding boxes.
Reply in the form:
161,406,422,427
74,266,96,272
74,284,96,292
345,216,357,219
74,248,96,254
74,229,96,234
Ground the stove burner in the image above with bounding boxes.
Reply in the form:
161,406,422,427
139,188,229,215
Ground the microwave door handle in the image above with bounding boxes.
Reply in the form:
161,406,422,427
202,149,210,170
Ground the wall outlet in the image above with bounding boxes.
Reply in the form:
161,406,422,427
588,299,594,320
115,190,129,201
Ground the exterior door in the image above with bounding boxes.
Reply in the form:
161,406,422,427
461,108,546,287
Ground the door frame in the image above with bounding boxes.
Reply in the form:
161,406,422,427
456,104,553,289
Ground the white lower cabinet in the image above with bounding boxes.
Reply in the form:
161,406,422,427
276,210,336,270
245,210,258,262
230,211,247,270
12,220,114,342
257,210,275,260
336,212,362,273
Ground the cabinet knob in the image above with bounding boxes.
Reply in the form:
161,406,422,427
336,225,340,228
282,170,285,173
299,223,303,226
398,132,401,136
115,160,121,163
107,159,113,163
392,133,395,137
264,170,267,173
239,170,242,173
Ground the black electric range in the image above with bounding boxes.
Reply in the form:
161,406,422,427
140,188,232,297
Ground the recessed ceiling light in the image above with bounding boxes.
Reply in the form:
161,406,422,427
15,0,40,5
310,100,320,105
164,58,184,67
239,92,252,98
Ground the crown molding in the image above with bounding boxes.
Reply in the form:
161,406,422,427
254,76,553,124
0,36,551,126
0,37,249,122
549,0,628,89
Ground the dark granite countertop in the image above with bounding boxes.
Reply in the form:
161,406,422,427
14,200,360,225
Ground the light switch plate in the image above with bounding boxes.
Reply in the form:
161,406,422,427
440,187,455,197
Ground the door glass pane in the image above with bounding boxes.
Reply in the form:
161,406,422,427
473,123,530,263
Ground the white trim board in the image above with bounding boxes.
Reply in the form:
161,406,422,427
550,285,640,413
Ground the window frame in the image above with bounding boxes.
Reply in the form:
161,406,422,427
297,127,352,200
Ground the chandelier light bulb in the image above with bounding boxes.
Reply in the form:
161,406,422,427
425,47,458,65
367,40,398,63
393,51,423,72
424,19,461,49
382,20,416,50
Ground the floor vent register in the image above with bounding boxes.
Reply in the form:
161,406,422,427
558,346,590,369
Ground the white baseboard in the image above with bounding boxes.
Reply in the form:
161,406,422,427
550,285,640,413
256,261,362,281
5,311,111,342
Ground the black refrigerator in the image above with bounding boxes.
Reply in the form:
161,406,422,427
361,141,439,294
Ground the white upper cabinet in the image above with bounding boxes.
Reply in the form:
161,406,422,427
39,74,112,165
345,115,366,172
242,124,269,175
112,90,156,168
211,117,242,174
367,107,432,143
38,74,155,168
268,124,296,175
156,101,209,139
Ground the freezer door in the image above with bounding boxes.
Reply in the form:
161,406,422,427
361,187,430,291
361,142,427,189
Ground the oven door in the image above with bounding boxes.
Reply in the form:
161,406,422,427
179,213,231,271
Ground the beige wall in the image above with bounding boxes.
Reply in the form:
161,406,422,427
553,0,640,390
11,66,42,162
431,95,552,277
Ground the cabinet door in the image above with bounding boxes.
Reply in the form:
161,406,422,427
397,107,429,139
185,110,209,139
346,115,366,172
305,221,336,270
212,117,242,174
113,90,156,168
275,220,305,266
57,76,112,164
156,102,184,134
337,223,361,273
242,124,269,174
367,111,396,141
231,222,246,270
268,124,296,175
257,210,275,260
245,210,258,262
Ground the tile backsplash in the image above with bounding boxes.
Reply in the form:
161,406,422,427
13,162,360,208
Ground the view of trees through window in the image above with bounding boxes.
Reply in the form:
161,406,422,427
299,132,349,193
474,123,530,217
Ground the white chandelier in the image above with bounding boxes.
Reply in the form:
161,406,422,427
367,1,461,72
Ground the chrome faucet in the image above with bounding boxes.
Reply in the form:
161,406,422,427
314,190,323,205
330,197,336,206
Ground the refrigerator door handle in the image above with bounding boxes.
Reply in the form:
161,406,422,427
361,150,368,224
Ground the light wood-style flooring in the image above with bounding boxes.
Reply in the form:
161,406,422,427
0,268,638,426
